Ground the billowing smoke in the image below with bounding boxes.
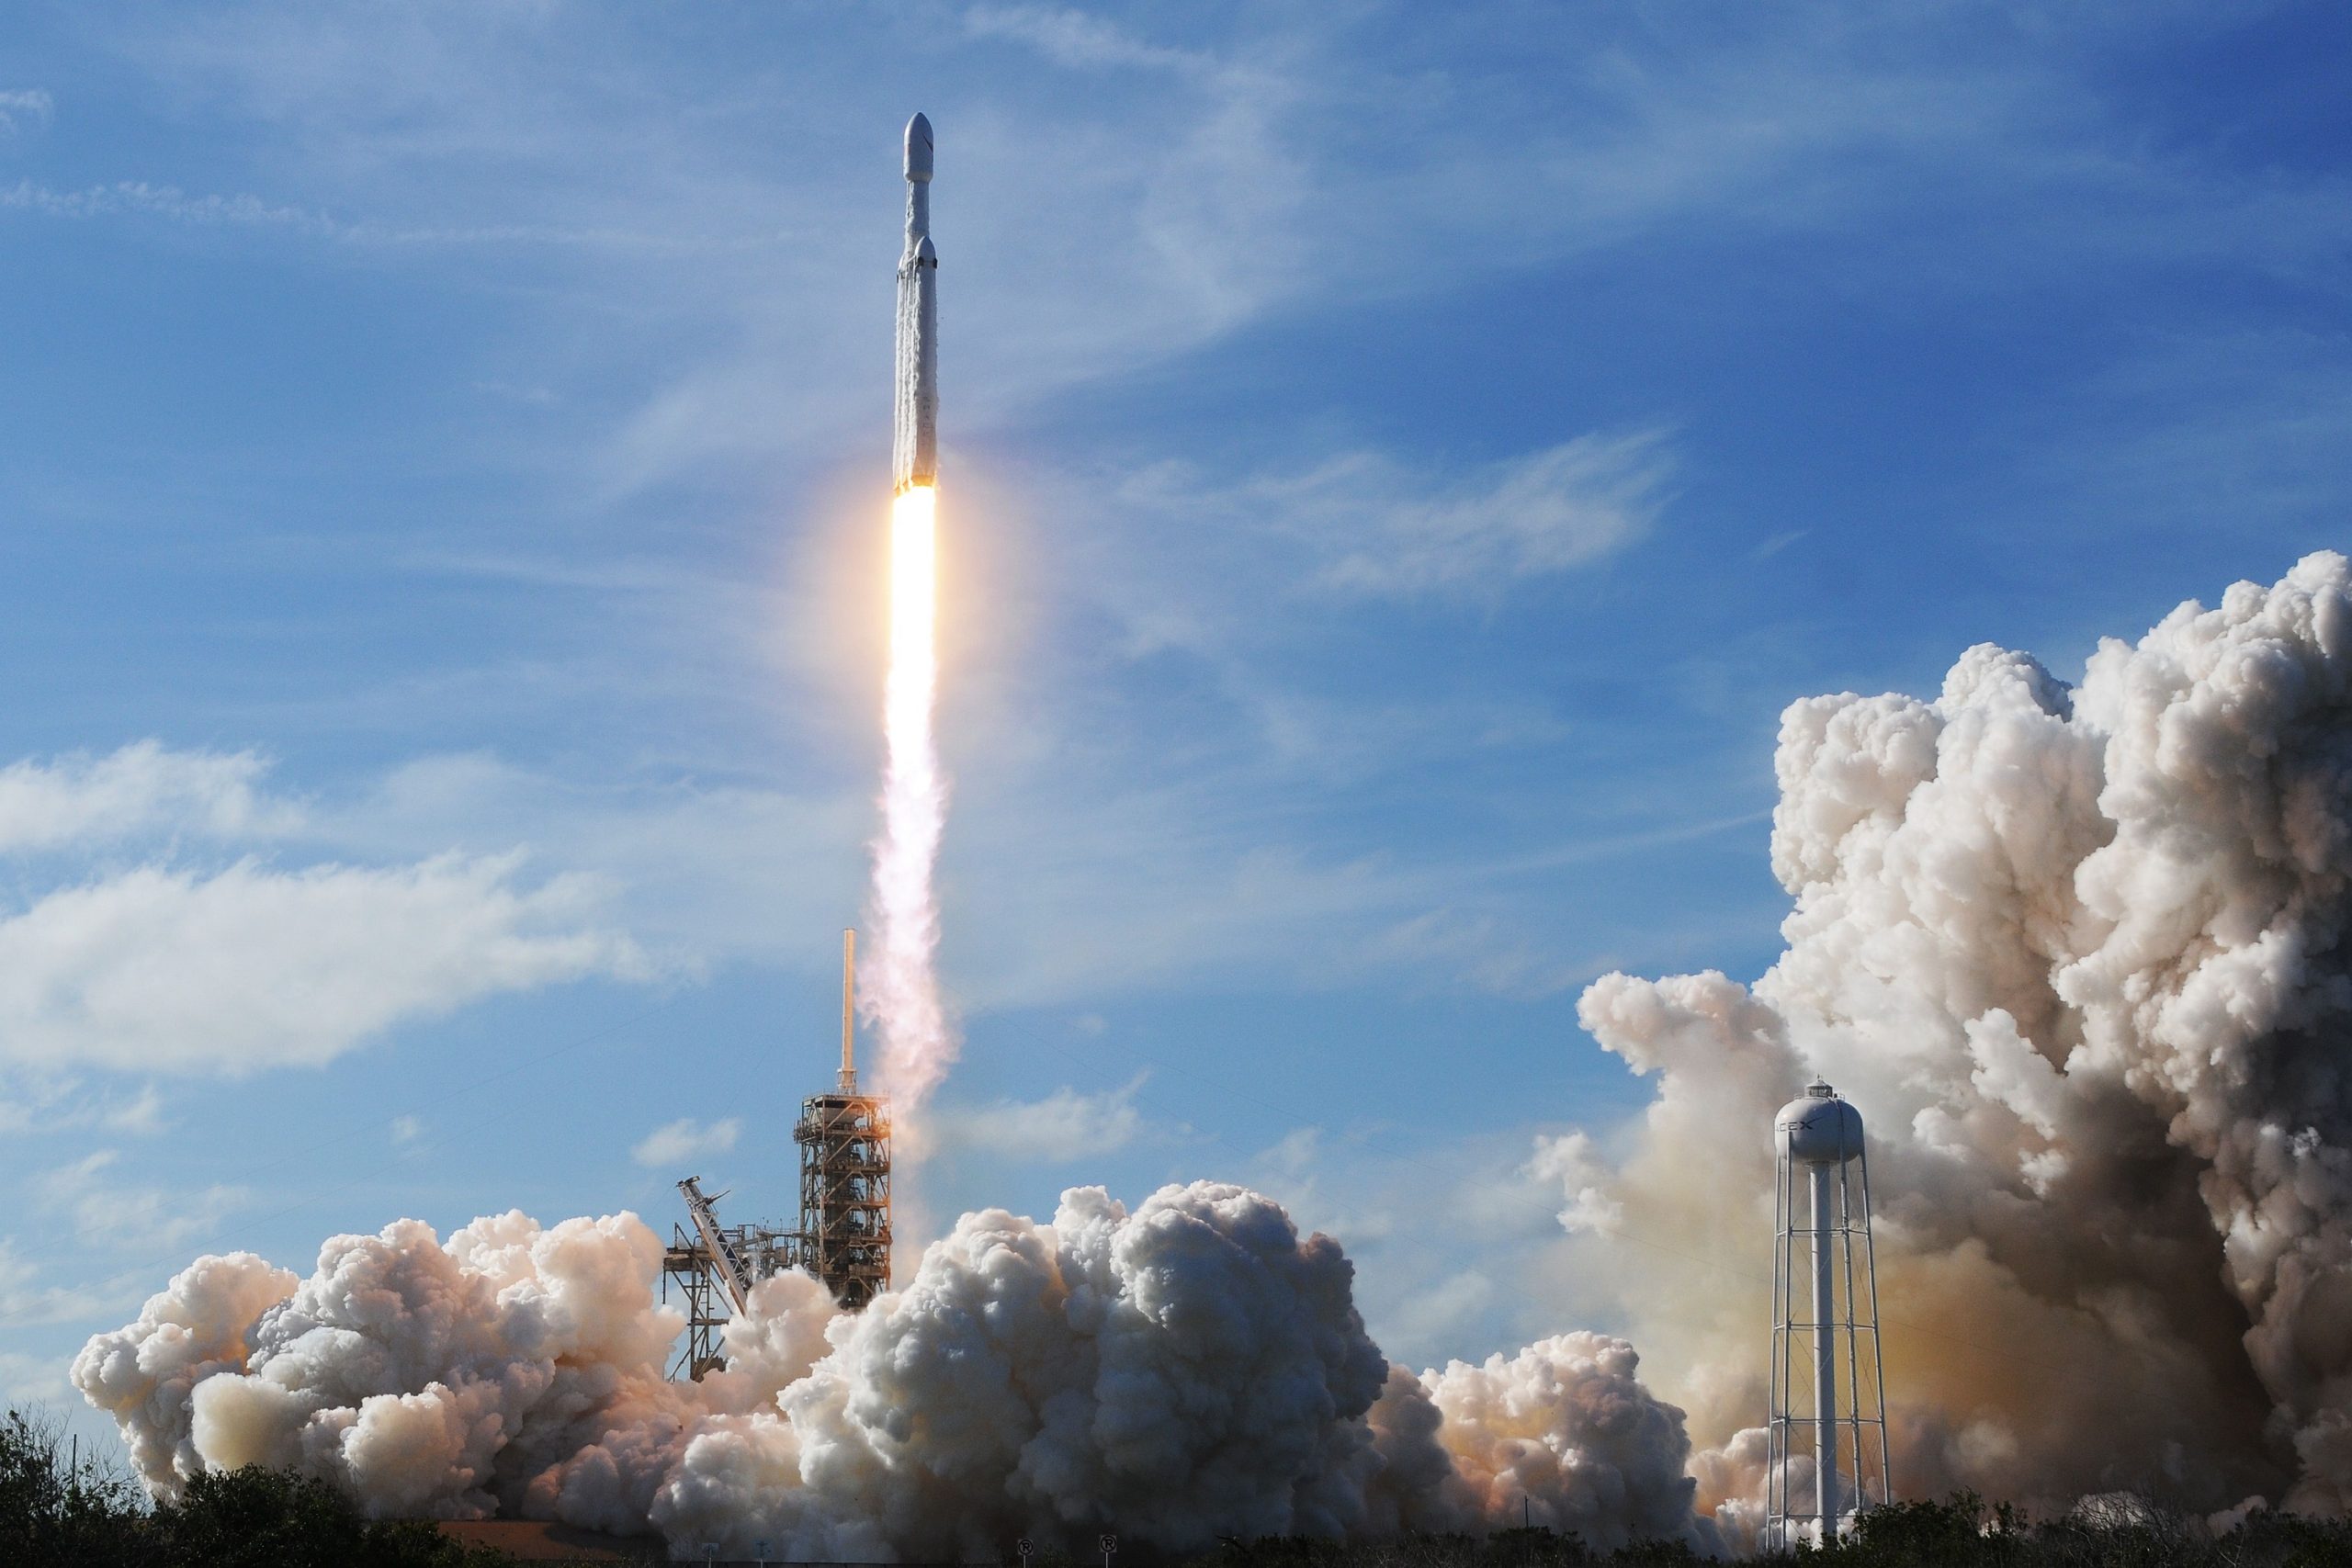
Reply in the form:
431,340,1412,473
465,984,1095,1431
77,551,2352,1550
75,1183,1712,1556
1547,550,2352,1534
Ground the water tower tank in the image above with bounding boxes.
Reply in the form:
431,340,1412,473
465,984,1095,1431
1766,1078,1890,1549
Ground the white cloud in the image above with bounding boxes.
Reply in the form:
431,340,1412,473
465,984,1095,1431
0,177,324,230
0,741,652,1078
937,1074,1154,1163
38,1151,244,1254
0,1350,71,1404
1235,1122,1602,1370
390,1114,423,1145
632,1116,741,1168
1299,433,1673,602
0,852,646,1076
0,89,51,135
1362,908,1600,1000
964,6,1207,75
0,1240,108,1327
0,1077,164,1136
347,750,864,974
0,741,299,852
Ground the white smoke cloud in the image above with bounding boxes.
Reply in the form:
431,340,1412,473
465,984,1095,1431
74,553,2352,1548
1416,1335,1706,1549
1544,550,2352,1533
76,1184,1714,1556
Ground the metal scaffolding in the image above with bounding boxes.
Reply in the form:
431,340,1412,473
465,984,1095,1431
1766,1080,1891,1550
661,1176,795,1382
660,930,893,1381
797,929,892,1309
795,1089,892,1309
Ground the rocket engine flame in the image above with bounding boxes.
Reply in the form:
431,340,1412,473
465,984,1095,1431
866,482,953,1122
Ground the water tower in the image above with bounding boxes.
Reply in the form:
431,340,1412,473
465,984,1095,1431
1767,1079,1890,1549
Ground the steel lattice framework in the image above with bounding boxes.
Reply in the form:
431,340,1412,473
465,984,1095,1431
794,1090,892,1310
659,931,892,1379
661,1176,796,1381
1767,1080,1892,1550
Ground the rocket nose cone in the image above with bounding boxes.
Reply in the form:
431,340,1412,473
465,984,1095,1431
904,113,934,182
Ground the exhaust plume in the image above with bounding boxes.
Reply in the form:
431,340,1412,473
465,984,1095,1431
77,550,2352,1548
865,483,956,1125
75,1185,1713,1556
1551,551,2352,1535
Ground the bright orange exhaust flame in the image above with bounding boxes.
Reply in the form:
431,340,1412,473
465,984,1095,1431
866,483,952,1123
888,485,937,750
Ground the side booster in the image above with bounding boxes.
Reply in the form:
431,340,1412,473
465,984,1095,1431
893,112,938,492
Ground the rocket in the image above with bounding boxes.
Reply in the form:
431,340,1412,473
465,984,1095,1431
893,112,938,493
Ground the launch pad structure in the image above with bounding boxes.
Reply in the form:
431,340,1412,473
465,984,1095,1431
797,928,893,1309
661,931,892,1379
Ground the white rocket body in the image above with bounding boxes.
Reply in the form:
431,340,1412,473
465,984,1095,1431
894,112,938,492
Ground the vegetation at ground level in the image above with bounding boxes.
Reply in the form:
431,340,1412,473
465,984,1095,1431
3,1405,514,1568
1183,1501,2352,1568
13,1406,2352,1566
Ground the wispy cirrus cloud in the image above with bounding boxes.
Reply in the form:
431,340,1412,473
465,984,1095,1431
0,178,320,230
631,1116,741,1168
936,1073,1157,1163
1292,431,1675,603
1091,429,1672,608
963,6,1209,76
37,1151,244,1255
0,1240,114,1331
0,89,52,135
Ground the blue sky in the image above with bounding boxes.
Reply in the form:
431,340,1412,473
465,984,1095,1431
1,0,2346,1446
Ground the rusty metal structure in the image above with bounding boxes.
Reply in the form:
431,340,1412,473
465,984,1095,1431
661,931,892,1379
661,1176,792,1382
795,929,893,1309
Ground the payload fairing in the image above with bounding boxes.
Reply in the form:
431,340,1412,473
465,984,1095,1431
894,112,938,492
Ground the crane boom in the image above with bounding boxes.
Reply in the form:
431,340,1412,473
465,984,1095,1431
676,1176,753,1315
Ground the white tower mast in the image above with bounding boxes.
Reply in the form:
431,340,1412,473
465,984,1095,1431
1768,1079,1891,1548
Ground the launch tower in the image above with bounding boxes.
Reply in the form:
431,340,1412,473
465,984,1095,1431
794,929,893,1308
1766,1079,1890,1549
662,931,893,1379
